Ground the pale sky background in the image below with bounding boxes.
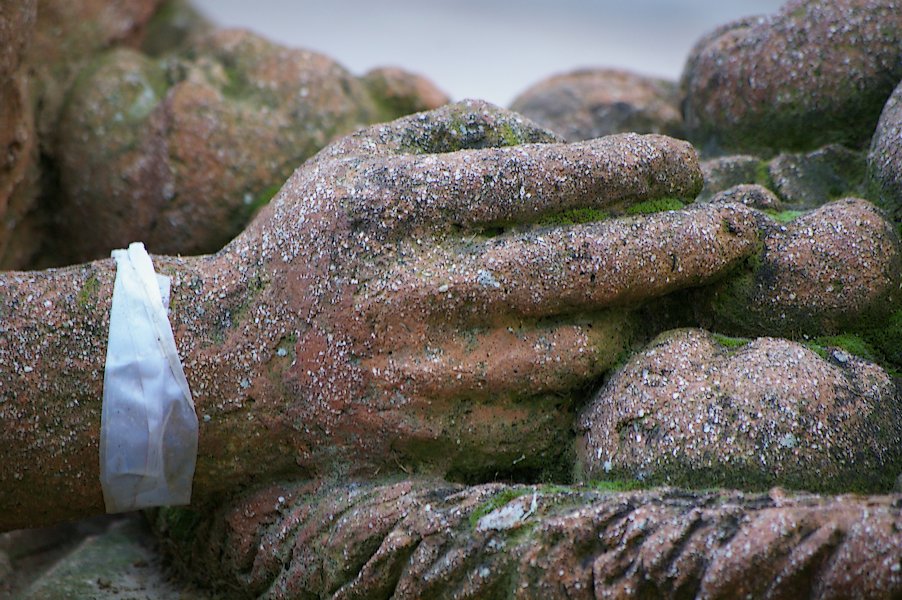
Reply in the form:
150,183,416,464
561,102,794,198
191,1,784,107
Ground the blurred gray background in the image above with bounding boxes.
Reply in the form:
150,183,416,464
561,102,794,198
191,1,784,106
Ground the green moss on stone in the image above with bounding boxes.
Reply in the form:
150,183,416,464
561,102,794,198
754,160,773,188
469,487,532,528
76,275,99,309
707,269,759,331
588,479,646,493
498,123,527,147
625,198,685,215
814,333,878,362
764,209,806,223
398,104,558,156
802,341,830,359
859,308,902,371
537,483,573,495
537,207,609,226
711,333,751,349
156,507,201,543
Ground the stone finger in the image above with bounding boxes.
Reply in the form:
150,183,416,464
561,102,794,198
364,311,634,402
343,131,702,238
361,202,759,329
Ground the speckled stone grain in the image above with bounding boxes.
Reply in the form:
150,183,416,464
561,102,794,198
578,328,902,491
0,101,717,530
707,183,782,210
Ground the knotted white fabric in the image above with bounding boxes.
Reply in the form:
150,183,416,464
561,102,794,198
100,242,198,513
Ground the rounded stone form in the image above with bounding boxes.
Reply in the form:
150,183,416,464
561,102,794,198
708,184,782,210
701,198,902,336
697,154,763,201
767,144,867,208
30,0,165,143
361,66,450,117
578,328,902,492
54,30,398,262
869,80,902,220
681,0,902,154
510,68,683,142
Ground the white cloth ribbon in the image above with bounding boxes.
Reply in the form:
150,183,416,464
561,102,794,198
100,242,198,513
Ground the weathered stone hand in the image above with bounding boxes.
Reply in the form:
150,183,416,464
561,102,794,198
0,101,763,530
181,101,763,494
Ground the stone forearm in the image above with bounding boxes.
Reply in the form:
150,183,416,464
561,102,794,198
0,251,277,530
0,260,115,529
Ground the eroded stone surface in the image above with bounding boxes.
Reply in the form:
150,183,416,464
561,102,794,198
579,328,902,491
155,478,902,599
869,80,902,221
510,68,683,142
29,0,165,145
681,0,902,154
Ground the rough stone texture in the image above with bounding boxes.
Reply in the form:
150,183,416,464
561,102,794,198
0,0,39,269
681,0,902,154
1,102,742,531
361,66,450,118
140,0,212,57
510,68,683,142
52,29,422,263
708,183,783,210
697,198,902,336
869,80,902,221
156,478,902,599
768,144,868,208
578,328,902,491
697,154,764,201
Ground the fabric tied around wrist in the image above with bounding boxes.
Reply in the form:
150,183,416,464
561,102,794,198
100,242,198,513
